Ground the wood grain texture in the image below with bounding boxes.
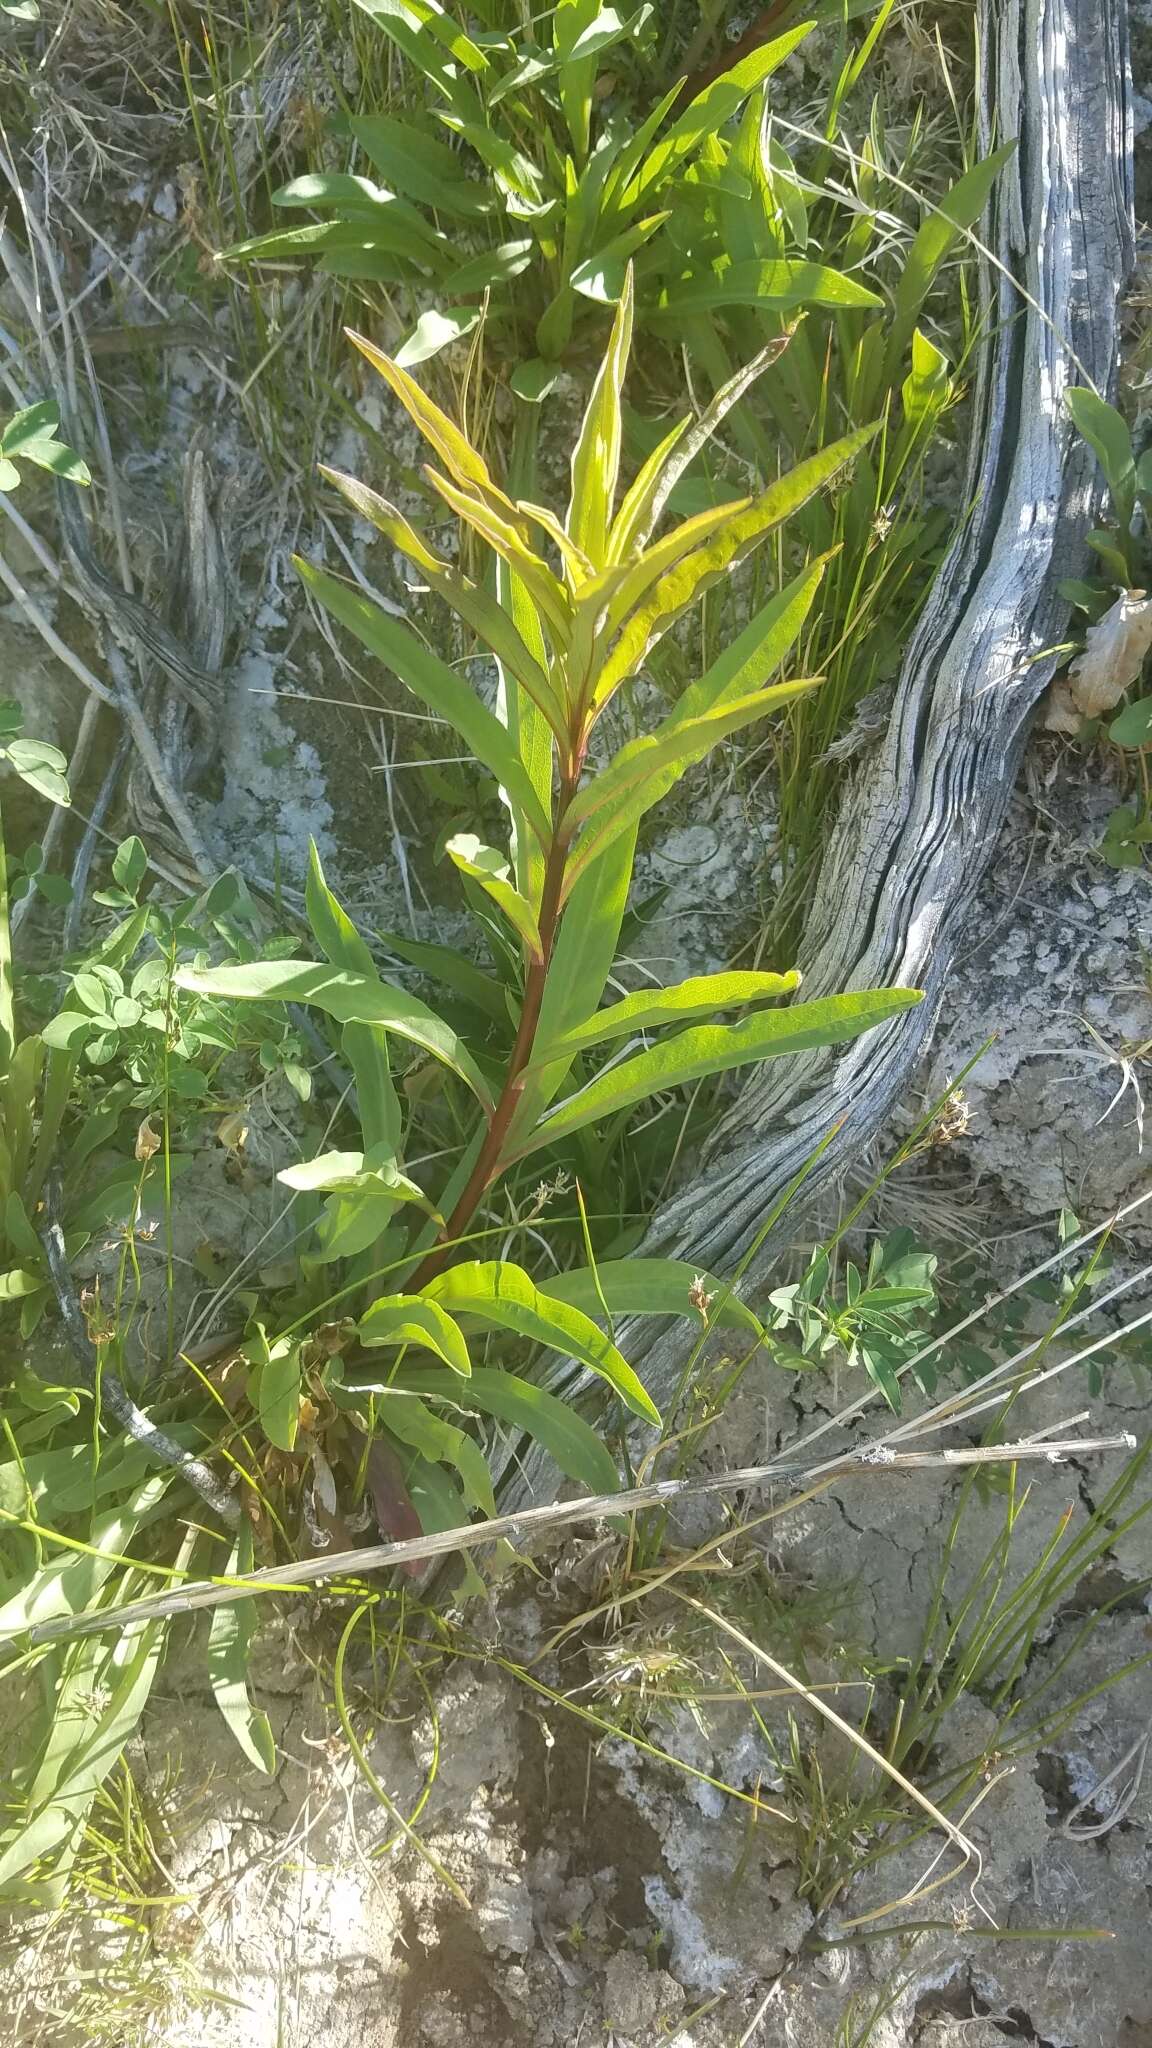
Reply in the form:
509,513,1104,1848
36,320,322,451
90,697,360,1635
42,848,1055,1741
504,0,1134,1502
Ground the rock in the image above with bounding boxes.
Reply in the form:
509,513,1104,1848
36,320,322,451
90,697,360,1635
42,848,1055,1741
921,765,1152,1231
601,1951,684,2039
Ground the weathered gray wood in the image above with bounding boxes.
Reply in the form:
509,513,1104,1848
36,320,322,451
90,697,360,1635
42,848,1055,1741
506,0,1134,1501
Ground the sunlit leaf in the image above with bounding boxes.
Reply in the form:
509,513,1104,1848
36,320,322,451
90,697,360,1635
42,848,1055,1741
652,258,882,318
562,679,820,891
528,969,801,1066
207,1524,277,1775
247,1326,302,1453
594,422,878,700
445,834,543,960
424,1260,660,1421
177,957,495,1108
521,989,924,1149
545,1257,763,1333
630,29,815,203
320,467,565,732
359,1293,472,1375
395,306,482,365
569,264,631,569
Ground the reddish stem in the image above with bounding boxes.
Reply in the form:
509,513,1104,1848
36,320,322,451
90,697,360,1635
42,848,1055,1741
409,762,581,1288
679,0,796,104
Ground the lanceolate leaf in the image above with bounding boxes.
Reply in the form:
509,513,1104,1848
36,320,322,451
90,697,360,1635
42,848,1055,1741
630,29,815,204
527,969,801,1067
568,213,670,305
306,844,402,1156
562,680,821,892
441,238,535,293
607,415,692,565
652,259,882,318
277,1152,432,1211
359,1293,472,1375
445,834,543,961
421,467,572,640
224,217,452,269
294,559,553,848
544,1258,763,1333
207,1525,277,1775
496,553,553,912
675,557,833,729
880,142,1015,390
345,330,515,511
352,0,488,104
379,930,509,1024
176,959,495,1108
520,826,637,1121
393,1366,621,1494
348,116,492,218
595,421,879,699
320,467,565,732
592,494,756,641
521,988,924,1150
567,265,633,566
423,1260,660,1422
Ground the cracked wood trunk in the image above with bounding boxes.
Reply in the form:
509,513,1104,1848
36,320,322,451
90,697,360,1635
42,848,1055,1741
504,0,1134,1505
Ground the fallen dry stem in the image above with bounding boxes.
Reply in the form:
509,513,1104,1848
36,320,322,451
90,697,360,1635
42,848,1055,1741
10,1432,1136,1651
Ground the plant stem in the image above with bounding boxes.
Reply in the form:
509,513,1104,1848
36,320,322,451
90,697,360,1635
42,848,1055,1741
411,762,581,1285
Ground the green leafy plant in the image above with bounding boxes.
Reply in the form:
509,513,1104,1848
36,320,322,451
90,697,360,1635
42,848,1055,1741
764,1229,938,1410
212,0,1004,945
222,11,872,387
1058,389,1152,865
1062,387,1149,595
0,710,78,1327
40,842,312,1117
0,700,70,806
175,284,922,1532
0,400,89,493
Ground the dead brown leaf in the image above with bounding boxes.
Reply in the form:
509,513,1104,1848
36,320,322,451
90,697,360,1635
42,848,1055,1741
1044,588,1152,732
134,1116,161,1162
